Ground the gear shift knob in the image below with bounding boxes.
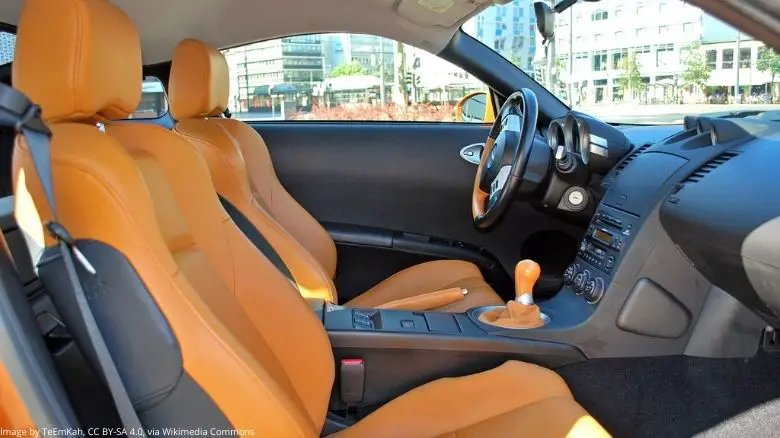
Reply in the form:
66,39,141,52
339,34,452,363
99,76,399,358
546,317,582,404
514,259,540,305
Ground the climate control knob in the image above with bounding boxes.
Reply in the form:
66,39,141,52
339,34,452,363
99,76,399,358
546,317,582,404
585,277,606,304
572,269,590,295
563,264,579,285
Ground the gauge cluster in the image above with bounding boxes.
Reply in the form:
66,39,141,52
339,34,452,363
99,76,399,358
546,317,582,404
535,111,632,220
547,111,631,174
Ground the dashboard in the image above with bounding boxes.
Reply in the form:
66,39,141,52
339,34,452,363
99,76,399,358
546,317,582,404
552,112,780,330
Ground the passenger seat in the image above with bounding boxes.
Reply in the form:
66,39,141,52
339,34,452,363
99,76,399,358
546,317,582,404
168,39,504,312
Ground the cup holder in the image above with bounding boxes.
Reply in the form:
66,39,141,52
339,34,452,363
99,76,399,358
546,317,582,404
470,305,551,329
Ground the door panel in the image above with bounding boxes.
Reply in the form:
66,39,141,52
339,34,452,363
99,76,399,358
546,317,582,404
251,121,583,298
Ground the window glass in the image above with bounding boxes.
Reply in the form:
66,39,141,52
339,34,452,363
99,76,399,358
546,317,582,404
739,47,752,68
128,77,169,119
221,33,488,122
705,50,717,69
466,0,771,123
0,31,15,65
722,49,734,69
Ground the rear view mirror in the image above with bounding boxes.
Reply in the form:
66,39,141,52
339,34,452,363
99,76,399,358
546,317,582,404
455,91,495,123
534,2,555,41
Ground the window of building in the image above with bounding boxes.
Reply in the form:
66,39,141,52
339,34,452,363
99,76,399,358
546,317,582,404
592,51,608,71
223,33,488,122
739,47,752,68
635,45,652,68
615,31,625,41
591,10,609,21
637,2,647,15
637,28,650,38
615,6,625,18
129,77,169,119
612,49,629,70
722,48,734,69
659,1,668,12
658,25,669,35
706,50,717,69
574,53,590,72
683,22,696,33
0,31,14,65
656,44,675,67
594,33,604,43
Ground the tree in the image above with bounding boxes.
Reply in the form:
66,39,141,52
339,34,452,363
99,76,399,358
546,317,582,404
757,46,780,102
328,61,366,78
616,54,644,102
681,43,712,102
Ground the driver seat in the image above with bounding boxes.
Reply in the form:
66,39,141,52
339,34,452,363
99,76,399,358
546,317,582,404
169,39,503,312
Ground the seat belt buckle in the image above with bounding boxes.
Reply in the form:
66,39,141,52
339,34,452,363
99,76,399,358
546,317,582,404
46,221,96,275
340,358,365,405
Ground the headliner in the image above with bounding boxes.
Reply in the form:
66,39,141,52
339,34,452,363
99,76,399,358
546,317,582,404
0,0,505,64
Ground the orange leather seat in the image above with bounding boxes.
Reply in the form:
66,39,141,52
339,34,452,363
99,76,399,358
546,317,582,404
168,39,503,312
11,0,608,436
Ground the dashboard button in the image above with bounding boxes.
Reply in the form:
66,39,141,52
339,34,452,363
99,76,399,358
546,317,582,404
605,256,616,270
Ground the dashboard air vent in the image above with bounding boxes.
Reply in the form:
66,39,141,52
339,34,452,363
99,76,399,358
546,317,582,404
682,150,740,184
615,143,651,172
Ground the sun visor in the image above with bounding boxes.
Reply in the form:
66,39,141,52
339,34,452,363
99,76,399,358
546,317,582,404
396,0,510,28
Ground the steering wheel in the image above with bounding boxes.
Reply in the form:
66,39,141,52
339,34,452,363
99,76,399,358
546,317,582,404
472,89,539,229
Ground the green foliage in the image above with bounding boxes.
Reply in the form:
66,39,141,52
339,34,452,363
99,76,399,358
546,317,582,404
757,46,780,76
681,43,712,92
616,54,644,101
757,46,780,101
328,61,366,78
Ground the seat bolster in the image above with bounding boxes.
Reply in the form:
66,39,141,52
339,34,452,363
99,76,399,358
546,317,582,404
346,260,503,312
217,119,338,278
173,119,338,303
332,361,609,438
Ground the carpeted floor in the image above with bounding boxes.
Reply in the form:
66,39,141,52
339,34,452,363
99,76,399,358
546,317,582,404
557,354,780,438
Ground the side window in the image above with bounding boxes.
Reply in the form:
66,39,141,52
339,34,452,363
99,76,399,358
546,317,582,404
129,76,169,119
221,33,489,122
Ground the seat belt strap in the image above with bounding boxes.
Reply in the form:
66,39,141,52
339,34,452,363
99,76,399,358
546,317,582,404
0,84,147,437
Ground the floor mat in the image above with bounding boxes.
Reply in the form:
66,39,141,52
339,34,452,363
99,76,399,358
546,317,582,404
557,354,780,438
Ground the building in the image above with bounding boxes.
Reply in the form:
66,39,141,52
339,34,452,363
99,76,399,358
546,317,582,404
700,20,774,100
462,0,537,72
406,47,485,104
223,35,324,116
321,34,397,104
548,0,775,106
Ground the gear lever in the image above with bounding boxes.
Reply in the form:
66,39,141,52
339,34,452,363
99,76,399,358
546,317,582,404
478,260,546,329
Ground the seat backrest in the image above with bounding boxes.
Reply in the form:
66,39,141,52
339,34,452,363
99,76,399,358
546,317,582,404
12,1,333,435
169,40,339,303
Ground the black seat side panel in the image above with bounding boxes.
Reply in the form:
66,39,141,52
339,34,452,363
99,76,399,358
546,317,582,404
38,240,233,430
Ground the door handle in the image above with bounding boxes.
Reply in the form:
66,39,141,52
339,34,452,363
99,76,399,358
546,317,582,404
459,143,484,165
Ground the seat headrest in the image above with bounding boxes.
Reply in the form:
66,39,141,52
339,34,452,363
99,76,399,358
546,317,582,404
13,0,142,123
169,39,229,120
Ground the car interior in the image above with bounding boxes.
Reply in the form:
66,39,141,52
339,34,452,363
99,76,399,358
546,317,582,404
1,0,780,437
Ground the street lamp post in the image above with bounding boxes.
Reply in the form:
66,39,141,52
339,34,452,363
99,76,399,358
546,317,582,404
735,30,742,103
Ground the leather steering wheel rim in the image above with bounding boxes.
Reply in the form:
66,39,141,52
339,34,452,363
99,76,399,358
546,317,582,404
472,89,539,229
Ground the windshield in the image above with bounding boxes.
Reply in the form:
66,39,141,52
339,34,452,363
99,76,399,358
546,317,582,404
464,0,780,124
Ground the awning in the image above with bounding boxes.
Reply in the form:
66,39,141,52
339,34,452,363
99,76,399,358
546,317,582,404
252,84,299,95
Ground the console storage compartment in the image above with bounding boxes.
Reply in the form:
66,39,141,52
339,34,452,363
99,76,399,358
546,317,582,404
322,307,584,410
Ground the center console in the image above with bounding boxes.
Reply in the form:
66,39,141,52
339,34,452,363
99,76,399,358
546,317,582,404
319,304,584,410
564,205,639,304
